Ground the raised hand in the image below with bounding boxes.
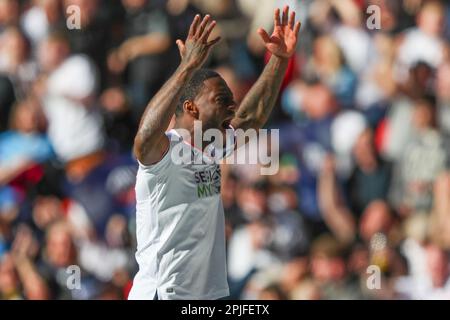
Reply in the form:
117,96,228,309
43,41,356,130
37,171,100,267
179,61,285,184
176,14,221,70
257,6,301,59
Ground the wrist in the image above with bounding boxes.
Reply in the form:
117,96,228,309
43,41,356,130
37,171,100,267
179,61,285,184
268,54,289,72
179,60,200,72
176,62,198,81
271,54,289,65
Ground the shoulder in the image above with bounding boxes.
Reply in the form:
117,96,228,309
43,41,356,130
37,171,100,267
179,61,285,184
136,130,182,173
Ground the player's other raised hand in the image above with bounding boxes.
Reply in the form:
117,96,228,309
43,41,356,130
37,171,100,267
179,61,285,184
257,6,301,59
176,14,221,70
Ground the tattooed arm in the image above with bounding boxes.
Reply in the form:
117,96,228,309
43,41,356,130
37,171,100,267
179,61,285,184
231,55,288,131
231,6,301,132
134,14,220,166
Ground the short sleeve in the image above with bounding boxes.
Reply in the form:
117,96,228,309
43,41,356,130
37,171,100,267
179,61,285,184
137,136,174,174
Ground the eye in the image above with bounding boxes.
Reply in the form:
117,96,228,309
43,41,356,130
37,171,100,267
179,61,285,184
216,97,227,104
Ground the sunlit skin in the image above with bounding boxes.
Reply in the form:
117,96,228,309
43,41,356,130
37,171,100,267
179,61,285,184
134,6,301,166
176,77,237,137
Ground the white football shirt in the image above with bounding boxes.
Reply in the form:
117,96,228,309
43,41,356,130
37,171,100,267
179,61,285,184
128,129,231,300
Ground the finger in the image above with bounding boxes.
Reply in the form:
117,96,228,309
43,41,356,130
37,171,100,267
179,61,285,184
196,14,210,38
206,36,221,47
294,21,302,36
274,8,281,27
188,14,200,37
176,39,185,56
282,5,289,26
289,11,296,30
176,39,184,48
201,20,216,42
257,28,271,44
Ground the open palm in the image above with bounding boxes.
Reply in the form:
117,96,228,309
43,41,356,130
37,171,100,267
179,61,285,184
258,6,301,59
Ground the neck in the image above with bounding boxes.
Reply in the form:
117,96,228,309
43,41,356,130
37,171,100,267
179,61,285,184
173,118,202,149
173,119,225,153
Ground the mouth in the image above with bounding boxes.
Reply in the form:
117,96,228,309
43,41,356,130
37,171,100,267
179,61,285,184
221,113,235,130
221,120,231,130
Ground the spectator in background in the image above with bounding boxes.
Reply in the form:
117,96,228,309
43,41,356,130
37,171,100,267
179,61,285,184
396,242,450,299
63,0,122,89
108,0,172,118
34,33,128,238
267,185,311,261
0,98,53,221
237,0,275,57
330,0,374,76
318,155,356,245
36,31,69,75
366,0,404,34
221,171,249,232
8,225,50,300
355,33,397,118
280,82,337,232
257,283,288,300
37,33,104,165
165,0,201,76
99,86,136,153
348,129,392,215
422,244,450,299
0,0,20,34
391,97,448,215
304,35,357,108
359,201,405,278
0,98,51,174
382,62,436,162
0,27,39,98
34,220,101,299
396,1,447,81
228,216,280,297
309,234,363,300
0,253,22,299
20,0,64,50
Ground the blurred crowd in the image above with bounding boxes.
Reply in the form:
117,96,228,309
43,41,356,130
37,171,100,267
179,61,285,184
0,0,450,300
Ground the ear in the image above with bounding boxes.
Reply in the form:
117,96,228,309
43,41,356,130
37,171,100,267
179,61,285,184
183,100,200,119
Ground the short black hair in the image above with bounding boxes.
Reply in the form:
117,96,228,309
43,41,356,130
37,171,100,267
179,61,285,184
175,69,221,117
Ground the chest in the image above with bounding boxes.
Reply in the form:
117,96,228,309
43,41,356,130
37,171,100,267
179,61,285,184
165,163,222,201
